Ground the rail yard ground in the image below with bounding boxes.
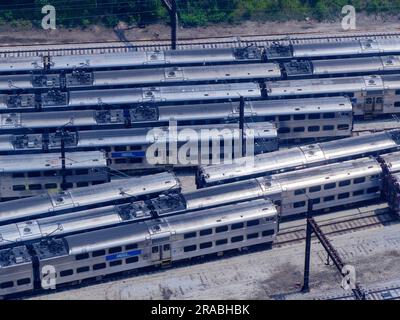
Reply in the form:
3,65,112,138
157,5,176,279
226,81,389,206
28,199,400,300
1,13,400,47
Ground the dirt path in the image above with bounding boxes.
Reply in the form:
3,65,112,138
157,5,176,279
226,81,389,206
2,14,400,46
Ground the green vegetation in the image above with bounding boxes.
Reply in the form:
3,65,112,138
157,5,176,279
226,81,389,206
1,0,400,29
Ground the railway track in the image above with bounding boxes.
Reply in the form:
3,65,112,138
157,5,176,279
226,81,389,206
3,31,400,58
274,206,397,248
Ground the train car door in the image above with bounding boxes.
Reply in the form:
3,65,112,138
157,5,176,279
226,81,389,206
147,221,172,263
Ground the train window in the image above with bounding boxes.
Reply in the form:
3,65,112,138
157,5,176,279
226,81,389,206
92,181,106,185
339,180,351,187
323,195,335,202
247,219,260,227
395,102,400,107
323,125,334,131
200,242,212,249
64,183,73,188
367,186,380,193
324,183,336,190
184,232,197,239
294,114,306,120
338,124,350,130
110,260,123,267
43,170,57,176
278,115,290,121
216,239,228,246
77,266,90,273
231,235,244,243
12,185,26,191
115,159,127,164
60,269,73,277
366,98,373,104
152,246,159,253
92,249,106,257
262,230,275,237
311,198,321,204
129,158,142,163
77,182,89,188
231,222,244,230
17,278,31,286
308,126,320,132
354,177,366,184
184,245,197,252
75,169,89,175
353,190,364,196
294,188,306,195
338,192,350,199
293,127,305,132
126,256,139,264
93,263,106,270
12,172,24,178
323,113,335,119
264,116,275,121
28,184,42,190
163,244,170,251
75,253,89,260
0,281,13,289
109,247,122,254
200,229,213,236
45,183,58,189
27,171,41,177
395,90,400,95
216,225,229,233
309,186,321,193
278,127,290,134
308,114,320,119
247,233,258,240
294,201,306,208
114,146,127,152
376,97,383,103
125,244,138,250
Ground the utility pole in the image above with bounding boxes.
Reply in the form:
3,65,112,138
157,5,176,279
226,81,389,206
162,0,178,49
301,200,366,300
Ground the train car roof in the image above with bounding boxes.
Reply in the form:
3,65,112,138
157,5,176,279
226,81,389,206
266,75,389,96
0,151,106,173
379,151,400,173
0,172,179,223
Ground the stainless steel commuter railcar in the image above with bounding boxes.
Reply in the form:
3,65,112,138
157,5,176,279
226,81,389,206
198,130,400,187
0,47,263,74
0,198,278,298
0,171,180,224
0,151,108,200
266,74,400,116
0,97,353,142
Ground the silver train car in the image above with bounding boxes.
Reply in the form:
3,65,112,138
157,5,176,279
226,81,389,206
0,82,262,112
0,198,277,298
193,157,382,217
378,151,400,215
197,130,400,187
0,122,278,171
266,74,400,116
0,171,180,224
0,151,108,200
0,63,281,90
0,47,263,74
265,38,400,60
0,97,353,142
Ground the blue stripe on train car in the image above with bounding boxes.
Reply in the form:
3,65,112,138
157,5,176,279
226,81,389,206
111,151,146,158
106,249,142,261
